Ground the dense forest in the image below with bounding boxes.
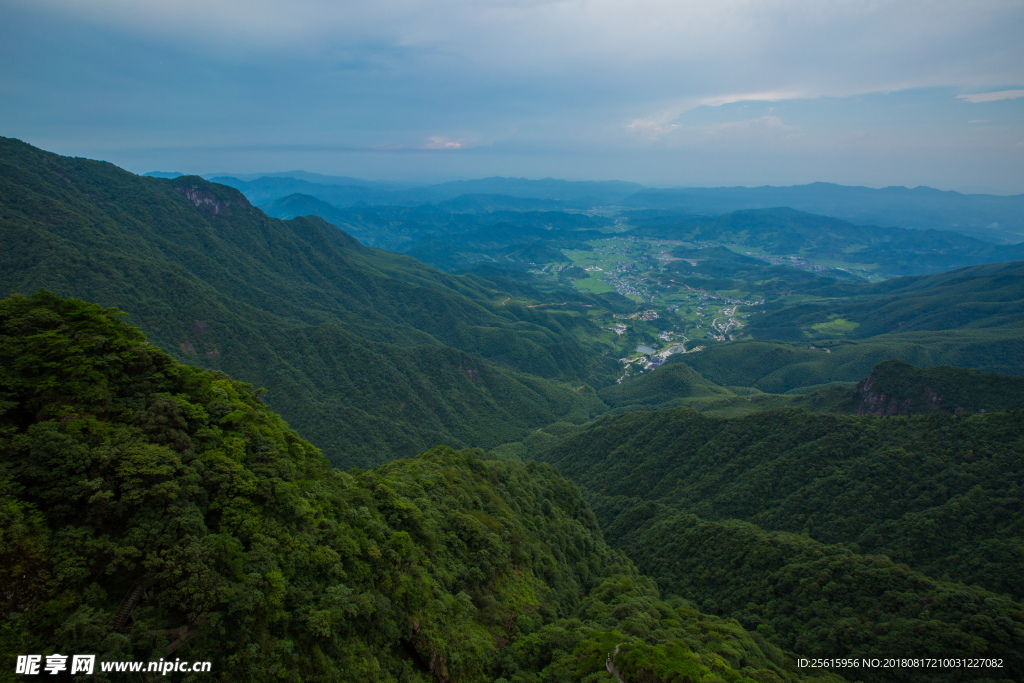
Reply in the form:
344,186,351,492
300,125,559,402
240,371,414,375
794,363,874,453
4,138,1024,683
0,137,633,467
0,292,845,683
529,406,1024,681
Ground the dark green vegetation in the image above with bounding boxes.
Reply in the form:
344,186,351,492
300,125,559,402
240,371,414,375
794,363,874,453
800,359,1024,416
533,406,1024,682
748,260,1024,340
8,138,1024,682
0,292,847,683
0,136,640,468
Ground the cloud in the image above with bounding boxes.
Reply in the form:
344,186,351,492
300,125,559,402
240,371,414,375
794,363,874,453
698,91,807,107
707,115,802,140
957,90,1024,103
422,136,465,150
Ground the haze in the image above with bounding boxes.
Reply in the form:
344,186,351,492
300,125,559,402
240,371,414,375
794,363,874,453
1,0,1022,193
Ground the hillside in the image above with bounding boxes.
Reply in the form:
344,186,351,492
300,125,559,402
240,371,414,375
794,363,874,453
793,359,1024,416
0,291,843,683
747,260,1024,339
0,137,627,467
532,405,1024,681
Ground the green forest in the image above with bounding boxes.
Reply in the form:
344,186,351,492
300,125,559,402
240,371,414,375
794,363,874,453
2,138,1023,683
0,292,846,683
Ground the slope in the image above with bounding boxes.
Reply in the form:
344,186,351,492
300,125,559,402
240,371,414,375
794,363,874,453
533,406,1024,681
0,292,843,683
0,136,621,467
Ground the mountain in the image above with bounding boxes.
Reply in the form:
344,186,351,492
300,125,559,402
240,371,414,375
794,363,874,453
433,194,571,213
792,359,1024,416
258,194,610,254
428,177,645,204
0,136,625,468
209,175,425,207
623,182,1024,243
216,175,646,210
635,207,1024,277
0,291,845,683
530,405,1024,681
206,169,416,188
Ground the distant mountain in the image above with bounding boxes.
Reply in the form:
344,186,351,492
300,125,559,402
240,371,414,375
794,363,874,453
142,171,184,178
637,207,1024,276
434,193,571,212
0,137,622,467
204,169,415,188
428,177,645,203
623,182,1024,243
209,175,422,206
217,174,647,209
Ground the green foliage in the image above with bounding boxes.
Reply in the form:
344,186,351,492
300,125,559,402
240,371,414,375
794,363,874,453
0,292,835,683
0,136,623,467
747,261,1024,342
533,406,1024,680
597,363,732,412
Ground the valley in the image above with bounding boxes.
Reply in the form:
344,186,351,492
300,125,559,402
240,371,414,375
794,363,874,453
2,137,1023,683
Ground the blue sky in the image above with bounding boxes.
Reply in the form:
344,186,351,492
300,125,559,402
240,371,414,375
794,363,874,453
1,0,1022,192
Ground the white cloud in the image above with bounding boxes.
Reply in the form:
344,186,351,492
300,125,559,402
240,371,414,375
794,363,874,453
698,91,807,107
707,115,801,140
422,136,465,149
957,90,1024,103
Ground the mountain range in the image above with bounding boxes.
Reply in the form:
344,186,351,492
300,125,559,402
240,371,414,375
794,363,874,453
5,136,1024,683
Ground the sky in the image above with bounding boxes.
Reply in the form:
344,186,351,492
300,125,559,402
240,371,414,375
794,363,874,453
1,0,1022,193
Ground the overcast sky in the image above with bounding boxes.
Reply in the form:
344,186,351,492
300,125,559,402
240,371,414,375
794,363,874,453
1,0,1022,192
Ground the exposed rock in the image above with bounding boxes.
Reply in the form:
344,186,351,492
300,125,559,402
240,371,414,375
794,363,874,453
175,184,245,217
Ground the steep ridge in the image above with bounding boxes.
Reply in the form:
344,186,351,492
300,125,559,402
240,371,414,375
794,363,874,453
0,137,622,467
0,292,844,683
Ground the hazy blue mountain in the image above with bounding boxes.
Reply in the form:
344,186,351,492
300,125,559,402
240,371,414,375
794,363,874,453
622,182,1024,243
142,171,184,178
219,174,647,209
204,169,416,188
428,177,645,203
209,175,429,206
434,193,571,212
639,207,1024,276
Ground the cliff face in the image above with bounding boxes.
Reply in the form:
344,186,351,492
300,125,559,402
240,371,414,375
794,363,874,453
854,369,955,416
850,358,1024,417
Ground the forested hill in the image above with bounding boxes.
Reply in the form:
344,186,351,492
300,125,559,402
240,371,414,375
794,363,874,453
0,136,630,467
531,406,1024,680
0,292,844,683
796,359,1024,416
